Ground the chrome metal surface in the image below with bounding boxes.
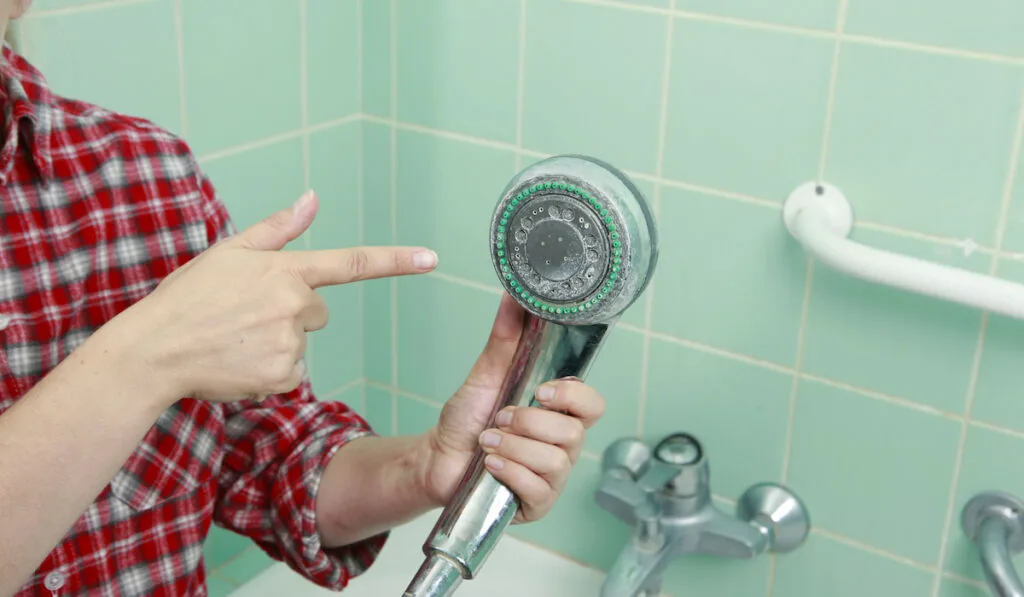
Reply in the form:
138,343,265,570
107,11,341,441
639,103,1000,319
962,491,1024,597
595,433,811,597
403,155,658,597
736,483,811,554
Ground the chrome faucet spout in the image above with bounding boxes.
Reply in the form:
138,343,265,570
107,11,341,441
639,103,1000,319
595,434,811,597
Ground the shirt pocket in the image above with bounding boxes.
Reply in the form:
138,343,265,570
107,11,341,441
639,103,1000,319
110,399,224,511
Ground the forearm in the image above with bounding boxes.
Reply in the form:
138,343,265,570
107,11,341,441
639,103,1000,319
315,434,442,547
0,321,172,595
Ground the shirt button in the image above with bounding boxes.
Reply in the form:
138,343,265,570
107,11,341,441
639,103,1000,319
43,571,65,591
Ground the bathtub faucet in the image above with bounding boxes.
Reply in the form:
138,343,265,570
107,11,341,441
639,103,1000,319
594,433,812,597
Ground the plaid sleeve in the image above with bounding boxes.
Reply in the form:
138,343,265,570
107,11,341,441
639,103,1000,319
215,384,389,589
191,165,390,588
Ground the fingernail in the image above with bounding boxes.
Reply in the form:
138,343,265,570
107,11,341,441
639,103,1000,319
495,409,513,427
413,250,438,270
480,430,501,448
292,190,315,215
536,385,555,403
485,454,505,471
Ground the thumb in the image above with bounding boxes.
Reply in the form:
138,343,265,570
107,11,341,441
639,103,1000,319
462,295,527,389
231,190,318,250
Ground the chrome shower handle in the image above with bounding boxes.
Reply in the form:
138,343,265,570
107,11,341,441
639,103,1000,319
962,491,1024,597
402,316,613,597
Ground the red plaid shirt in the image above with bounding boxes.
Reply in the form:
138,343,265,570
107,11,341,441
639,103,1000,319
0,46,387,596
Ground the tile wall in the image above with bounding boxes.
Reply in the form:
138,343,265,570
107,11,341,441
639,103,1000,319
17,1,1024,596
359,2,1024,597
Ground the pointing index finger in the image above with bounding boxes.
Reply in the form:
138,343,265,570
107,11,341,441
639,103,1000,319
288,246,438,288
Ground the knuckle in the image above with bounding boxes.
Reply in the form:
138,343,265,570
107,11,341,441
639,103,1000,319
346,249,371,279
567,420,586,446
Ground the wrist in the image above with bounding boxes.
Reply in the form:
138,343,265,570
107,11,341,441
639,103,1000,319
86,305,182,410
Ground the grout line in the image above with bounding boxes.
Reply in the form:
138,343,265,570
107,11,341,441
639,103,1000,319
298,0,309,131
428,271,503,296
193,115,361,164
356,0,365,115
320,378,366,401
419,270,1024,443
562,0,1024,66
513,0,527,173
298,0,312,254
23,0,153,19
811,527,937,573
353,115,1021,263
930,90,1024,596
388,0,399,436
842,33,1024,66
780,0,848,485
635,0,677,440
770,3,847,592
172,0,187,138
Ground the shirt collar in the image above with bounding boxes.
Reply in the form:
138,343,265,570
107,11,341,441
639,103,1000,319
0,42,53,185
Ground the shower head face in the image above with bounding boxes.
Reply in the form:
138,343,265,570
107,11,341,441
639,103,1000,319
489,155,658,325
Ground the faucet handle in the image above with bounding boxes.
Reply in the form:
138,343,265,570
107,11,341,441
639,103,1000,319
736,482,811,553
601,437,652,479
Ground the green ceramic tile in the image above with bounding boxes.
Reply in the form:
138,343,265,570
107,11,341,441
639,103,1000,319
363,122,393,245
773,533,934,597
309,280,361,396
944,425,1024,581
508,458,632,571
651,189,807,365
216,546,275,585
361,0,392,117
397,395,441,437
582,328,644,455
787,381,960,563
206,575,237,597
801,229,988,413
362,123,395,385
181,0,302,155
307,0,359,124
662,20,833,200
395,130,517,286
201,139,306,235
1002,143,1024,254
939,578,993,597
678,0,839,30
661,512,771,596
309,123,361,250
824,43,1023,244
970,260,1024,432
204,526,250,569
846,0,1024,58
397,276,500,401
365,385,395,436
307,123,362,387
521,0,666,174
362,279,393,385
643,338,792,499
395,0,519,143
22,0,182,135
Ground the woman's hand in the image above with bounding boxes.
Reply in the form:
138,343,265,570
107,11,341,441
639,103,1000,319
119,190,437,406
421,295,606,523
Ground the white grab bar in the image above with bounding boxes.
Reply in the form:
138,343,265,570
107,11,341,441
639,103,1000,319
782,182,1024,320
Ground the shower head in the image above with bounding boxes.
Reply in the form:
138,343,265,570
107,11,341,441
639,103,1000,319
489,155,658,325
405,155,658,597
